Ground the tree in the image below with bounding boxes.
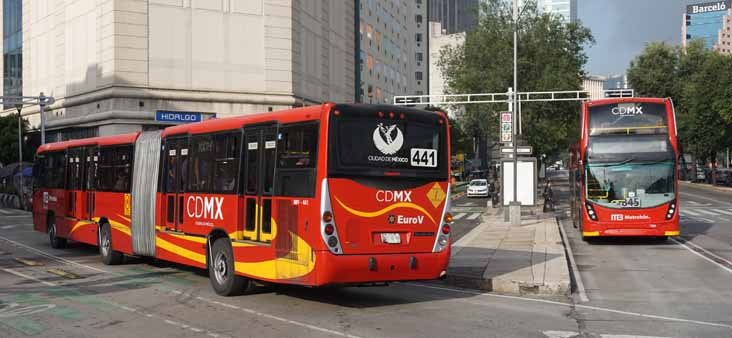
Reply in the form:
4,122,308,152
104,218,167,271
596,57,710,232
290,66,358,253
627,39,732,164
0,113,32,166
438,0,594,159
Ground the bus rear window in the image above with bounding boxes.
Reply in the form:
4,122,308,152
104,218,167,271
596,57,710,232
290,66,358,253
588,102,668,136
328,107,447,179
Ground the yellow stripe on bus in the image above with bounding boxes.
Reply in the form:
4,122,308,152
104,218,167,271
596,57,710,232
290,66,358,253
583,231,600,237
664,231,680,236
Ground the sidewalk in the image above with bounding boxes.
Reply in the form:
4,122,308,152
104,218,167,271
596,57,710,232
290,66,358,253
680,180,732,193
446,205,570,297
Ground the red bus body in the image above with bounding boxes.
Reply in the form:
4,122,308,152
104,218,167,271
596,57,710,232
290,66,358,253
32,103,452,290
569,98,680,239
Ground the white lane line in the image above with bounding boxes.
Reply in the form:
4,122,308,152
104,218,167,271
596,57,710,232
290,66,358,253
466,213,481,220
543,331,670,338
0,209,12,215
687,200,700,205
452,213,466,220
1,225,16,230
461,202,476,207
194,295,366,338
699,218,715,223
712,208,732,216
680,209,702,216
1,268,56,286
0,234,108,273
406,283,732,329
695,209,721,216
680,190,732,207
671,237,732,274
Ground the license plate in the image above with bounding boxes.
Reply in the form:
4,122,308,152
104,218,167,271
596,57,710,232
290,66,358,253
381,233,401,244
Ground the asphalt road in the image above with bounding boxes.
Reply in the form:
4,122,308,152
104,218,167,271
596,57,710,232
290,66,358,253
1,191,732,337
552,169,732,338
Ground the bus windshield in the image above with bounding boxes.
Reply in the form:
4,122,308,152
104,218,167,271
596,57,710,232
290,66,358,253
328,106,448,179
585,161,675,209
589,102,668,136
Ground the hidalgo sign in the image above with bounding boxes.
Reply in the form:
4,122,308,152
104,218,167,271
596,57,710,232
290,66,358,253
687,1,731,14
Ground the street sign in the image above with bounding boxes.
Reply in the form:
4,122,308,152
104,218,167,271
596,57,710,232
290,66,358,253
500,111,512,143
501,146,533,155
156,111,202,123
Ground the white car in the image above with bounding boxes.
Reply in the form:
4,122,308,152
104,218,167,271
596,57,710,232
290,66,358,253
466,179,490,198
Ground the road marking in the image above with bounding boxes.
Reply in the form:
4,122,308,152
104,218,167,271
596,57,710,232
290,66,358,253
47,268,83,279
712,208,732,216
452,213,466,220
695,209,721,216
543,331,671,338
1,268,56,287
1,225,17,230
14,257,43,266
679,190,732,206
672,237,732,274
405,283,732,329
461,202,476,207
0,234,108,273
466,213,481,220
687,200,700,205
0,209,11,215
189,293,367,338
680,209,702,216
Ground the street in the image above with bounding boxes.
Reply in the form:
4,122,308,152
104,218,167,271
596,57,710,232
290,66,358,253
1,186,731,337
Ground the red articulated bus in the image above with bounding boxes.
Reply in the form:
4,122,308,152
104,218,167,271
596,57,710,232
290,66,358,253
33,103,453,295
569,97,680,241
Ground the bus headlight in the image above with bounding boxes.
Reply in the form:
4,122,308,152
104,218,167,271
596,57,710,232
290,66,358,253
666,201,676,220
585,202,598,221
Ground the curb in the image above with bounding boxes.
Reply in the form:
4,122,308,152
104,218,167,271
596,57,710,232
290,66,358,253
679,180,732,193
444,213,571,297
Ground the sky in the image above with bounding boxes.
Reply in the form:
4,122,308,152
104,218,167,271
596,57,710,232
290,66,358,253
579,0,704,76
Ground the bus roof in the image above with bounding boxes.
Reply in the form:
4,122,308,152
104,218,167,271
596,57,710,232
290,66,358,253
162,104,329,137
37,133,140,154
586,97,669,107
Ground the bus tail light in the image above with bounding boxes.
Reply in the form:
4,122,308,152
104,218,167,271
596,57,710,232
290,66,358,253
320,179,343,255
585,202,598,221
666,201,676,220
441,225,451,234
433,184,453,253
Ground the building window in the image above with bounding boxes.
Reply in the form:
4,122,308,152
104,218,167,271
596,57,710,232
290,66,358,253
415,72,423,81
416,52,423,62
415,33,422,43
415,14,422,24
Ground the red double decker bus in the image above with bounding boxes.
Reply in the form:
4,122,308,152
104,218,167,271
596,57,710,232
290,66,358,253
569,98,680,240
33,104,453,295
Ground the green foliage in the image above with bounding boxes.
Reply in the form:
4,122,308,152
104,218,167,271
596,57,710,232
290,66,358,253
0,113,32,166
437,0,594,158
627,39,732,162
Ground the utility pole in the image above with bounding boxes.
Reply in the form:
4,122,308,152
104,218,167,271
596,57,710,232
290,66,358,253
39,92,48,144
510,0,520,225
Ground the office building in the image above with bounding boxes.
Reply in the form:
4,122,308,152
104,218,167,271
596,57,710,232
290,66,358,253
540,0,576,24
358,0,429,104
582,75,606,101
0,0,355,141
2,0,22,103
429,22,465,117
683,0,731,52
429,0,480,34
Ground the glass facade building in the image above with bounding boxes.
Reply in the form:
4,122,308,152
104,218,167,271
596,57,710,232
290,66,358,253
3,0,22,102
683,1,731,50
429,0,480,34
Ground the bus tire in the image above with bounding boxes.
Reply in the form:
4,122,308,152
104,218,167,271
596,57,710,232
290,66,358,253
209,239,250,296
99,223,123,265
48,218,67,249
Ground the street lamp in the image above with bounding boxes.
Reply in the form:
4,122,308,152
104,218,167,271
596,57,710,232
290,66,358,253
15,103,24,208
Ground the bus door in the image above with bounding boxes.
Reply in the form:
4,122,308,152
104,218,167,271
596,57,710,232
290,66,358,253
82,146,98,220
242,124,278,243
162,137,189,232
65,147,83,219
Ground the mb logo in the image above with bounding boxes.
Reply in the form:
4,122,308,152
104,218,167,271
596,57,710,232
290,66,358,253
373,123,404,155
610,214,624,221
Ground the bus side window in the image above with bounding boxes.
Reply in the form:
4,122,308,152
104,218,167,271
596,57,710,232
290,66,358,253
275,123,318,197
189,135,214,193
213,132,240,194
114,146,133,192
97,148,115,191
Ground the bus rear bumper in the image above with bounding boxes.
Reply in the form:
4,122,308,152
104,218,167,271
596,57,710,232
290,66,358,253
583,222,680,237
314,247,451,286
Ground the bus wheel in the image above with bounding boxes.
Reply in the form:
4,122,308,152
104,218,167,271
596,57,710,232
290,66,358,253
209,239,251,296
99,223,123,265
48,219,67,249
